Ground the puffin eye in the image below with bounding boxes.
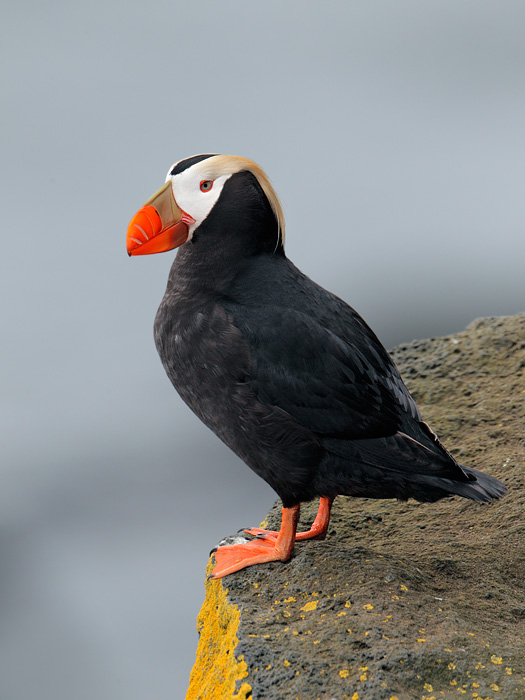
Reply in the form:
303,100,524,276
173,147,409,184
200,180,213,192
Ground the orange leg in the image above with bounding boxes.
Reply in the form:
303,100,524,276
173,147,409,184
244,496,334,542
210,505,300,579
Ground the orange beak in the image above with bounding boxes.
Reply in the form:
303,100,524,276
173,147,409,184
126,181,194,256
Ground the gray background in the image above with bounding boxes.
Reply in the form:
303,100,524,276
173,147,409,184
1,2,524,699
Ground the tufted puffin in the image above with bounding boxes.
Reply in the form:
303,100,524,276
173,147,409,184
127,154,506,579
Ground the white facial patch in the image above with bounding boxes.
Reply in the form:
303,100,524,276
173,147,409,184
165,161,233,239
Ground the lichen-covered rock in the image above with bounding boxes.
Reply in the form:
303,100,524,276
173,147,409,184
186,314,525,700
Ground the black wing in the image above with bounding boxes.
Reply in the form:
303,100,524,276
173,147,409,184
223,302,420,441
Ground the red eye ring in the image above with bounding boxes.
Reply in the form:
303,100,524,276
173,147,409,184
200,180,213,192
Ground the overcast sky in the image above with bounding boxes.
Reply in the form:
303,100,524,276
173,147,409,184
2,2,524,699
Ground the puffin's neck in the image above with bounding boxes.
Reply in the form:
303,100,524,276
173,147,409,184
166,205,284,296
167,238,284,297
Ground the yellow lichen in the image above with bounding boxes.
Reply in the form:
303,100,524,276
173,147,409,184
185,560,251,700
233,683,251,699
301,601,318,612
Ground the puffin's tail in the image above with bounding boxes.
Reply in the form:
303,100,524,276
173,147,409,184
390,465,507,504
446,466,507,503
320,434,507,504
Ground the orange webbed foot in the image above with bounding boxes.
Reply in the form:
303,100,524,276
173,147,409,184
210,537,289,579
209,504,301,579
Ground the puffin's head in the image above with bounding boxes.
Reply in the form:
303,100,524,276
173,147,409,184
126,154,284,256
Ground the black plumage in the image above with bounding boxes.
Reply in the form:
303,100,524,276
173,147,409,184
130,155,506,578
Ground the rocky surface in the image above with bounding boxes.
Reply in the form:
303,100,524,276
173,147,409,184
185,314,525,700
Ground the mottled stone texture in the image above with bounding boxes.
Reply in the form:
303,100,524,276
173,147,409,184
186,314,525,700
